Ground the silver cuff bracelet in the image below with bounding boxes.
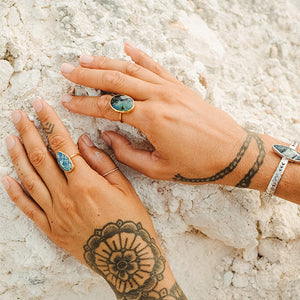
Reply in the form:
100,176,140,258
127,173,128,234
261,141,300,202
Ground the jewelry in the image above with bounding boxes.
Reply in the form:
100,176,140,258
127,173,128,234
261,141,299,202
110,95,135,123
102,167,119,177
56,151,82,173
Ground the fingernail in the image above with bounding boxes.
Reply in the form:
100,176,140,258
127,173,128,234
82,134,94,147
125,41,135,49
1,177,10,190
5,136,15,150
79,54,94,64
61,63,75,73
11,110,21,124
102,133,112,147
32,99,43,113
62,94,73,103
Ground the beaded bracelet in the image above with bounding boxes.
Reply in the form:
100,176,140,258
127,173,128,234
261,141,300,202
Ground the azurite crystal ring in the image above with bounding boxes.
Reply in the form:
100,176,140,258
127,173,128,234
56,151,82,173
110,95,135,123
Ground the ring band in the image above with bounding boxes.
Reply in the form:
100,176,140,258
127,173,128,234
57,151,82,173
70,153,82,160
110,95,135,123
102,167,119,177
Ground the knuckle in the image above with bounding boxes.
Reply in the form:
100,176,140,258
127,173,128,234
96,56,109,69
48,134,67,151
61,200,75,212
11,192,22,204
10,150,22,165
73,180,95,195
136,51,147,64
104,71,124,88
22,177,38,193
28,148,47,167
17,121,33,136
114,147,125,162
157,86,172,100
26,209,35,220
125,63,142,76
97,97,111,117
151,63,163,75
76,95,86,105
77,68,90,81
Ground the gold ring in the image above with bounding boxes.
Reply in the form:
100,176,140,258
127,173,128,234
110,95,135,123
102,167,119,177
57,151,82,173
70,153,82,160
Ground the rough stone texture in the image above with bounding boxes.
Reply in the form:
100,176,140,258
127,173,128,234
0,0,299,299
0,60,13,93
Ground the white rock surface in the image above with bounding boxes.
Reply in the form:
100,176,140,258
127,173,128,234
0,1,300,299
0,60,13,92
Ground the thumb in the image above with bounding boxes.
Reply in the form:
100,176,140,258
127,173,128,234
102,131,162,179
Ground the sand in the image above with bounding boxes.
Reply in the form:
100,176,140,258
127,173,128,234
0,0,300,299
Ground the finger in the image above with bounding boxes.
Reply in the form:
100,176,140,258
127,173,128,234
79,54,164,84
61,94,145,128
124,42,181,84
61,63,159,101
101,131,163,179
1,176,50,234
32,99,92,182
78,134,129,187
11,110,66,191
6,135,52,212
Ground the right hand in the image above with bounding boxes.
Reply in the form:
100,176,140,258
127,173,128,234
60,43,252,187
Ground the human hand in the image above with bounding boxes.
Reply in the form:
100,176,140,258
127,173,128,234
2,99,186,299
60,43,257,189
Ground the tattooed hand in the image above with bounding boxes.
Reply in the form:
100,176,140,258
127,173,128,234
60,43,300,204
2,99,187,300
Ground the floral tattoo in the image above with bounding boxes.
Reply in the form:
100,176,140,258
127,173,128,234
83,220,187,300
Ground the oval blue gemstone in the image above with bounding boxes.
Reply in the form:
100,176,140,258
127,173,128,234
110,95,134,112
57,151,74,172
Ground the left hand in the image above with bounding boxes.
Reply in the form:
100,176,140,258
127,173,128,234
2,99,177,298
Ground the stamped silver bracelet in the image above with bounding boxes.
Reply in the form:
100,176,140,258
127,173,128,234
261,141,300,202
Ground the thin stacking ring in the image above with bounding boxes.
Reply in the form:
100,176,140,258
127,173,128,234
102,167,119,177
56,151,82,173
110,95,135,123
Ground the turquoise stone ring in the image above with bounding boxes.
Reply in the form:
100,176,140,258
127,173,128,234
56,151,81,172
110,95,135,122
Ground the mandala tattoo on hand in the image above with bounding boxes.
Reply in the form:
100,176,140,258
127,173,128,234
83,220,179,300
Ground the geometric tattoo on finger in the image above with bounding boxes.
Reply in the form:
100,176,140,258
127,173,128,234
83,220,187,299
43,122,55,134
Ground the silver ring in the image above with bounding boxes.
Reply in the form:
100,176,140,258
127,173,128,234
102,167,119,177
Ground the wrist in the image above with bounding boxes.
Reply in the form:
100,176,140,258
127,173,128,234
230,133,300,204
254,135,300,204
82,218,186,299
